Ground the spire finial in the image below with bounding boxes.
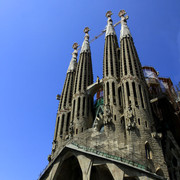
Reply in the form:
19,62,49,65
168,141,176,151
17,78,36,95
106,11,113,18
72,42,78,50
80,27,90,53
118,10,126,17
119,9,131,40
67,43,79,73
84,27,90,34
83,27,90,40
105,10,116,37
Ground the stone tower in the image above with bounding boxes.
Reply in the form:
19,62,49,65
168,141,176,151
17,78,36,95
70,27,94,136
118,10,169,176
103,11,120,128
52,43,78,152
38,10,180,180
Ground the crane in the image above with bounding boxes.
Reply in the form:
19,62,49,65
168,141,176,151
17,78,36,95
77,20,121,51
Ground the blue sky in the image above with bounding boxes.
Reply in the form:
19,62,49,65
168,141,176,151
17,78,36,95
0,0,180,180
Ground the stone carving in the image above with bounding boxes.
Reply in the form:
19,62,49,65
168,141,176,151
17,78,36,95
151,132,162,139
69,122,74,137
126,105,136,130
48,155,51,162
93,117,99,131
104,104,113,125
52,140,56,152
96,76,100,83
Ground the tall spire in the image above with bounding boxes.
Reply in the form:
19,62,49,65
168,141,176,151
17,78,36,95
105,11,116,37
103,11,119,78
118,10,169,175
52,43,78,149
119,10,132,40
80,27,90,53
67,43,78,73
70,27,94,137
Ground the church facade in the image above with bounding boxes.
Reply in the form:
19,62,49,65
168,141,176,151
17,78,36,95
38,10,180,180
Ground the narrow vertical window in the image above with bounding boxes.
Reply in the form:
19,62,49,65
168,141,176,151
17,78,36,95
87,97,89,116
132,82,138,106
126,82,131,105
112,82,116,104
60,114,65,137
139,85,144,108
107,82,110,103
126,39,133,75
77,97,80,116
79,56,84,91
112,82,115,96
72,100,75,119
107,82,109,96
83,59,87,90
105,40,109,77
145,142,152,159
114,115,116,121
82,97,85,116
145,121,148,128
138,118,140,125
109,36,114,76
122,84,126,108
76,128,78,134
63,75,70,108
123,39,127,75
69,76,73,104
66,112,70,132
118,87,122,106
144,89,149,111
55,117,60,140
121,116,125,124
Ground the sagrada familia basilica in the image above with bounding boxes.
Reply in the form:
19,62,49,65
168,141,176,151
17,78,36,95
38,10,180,180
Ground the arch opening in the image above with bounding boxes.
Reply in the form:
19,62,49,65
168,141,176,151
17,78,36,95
90,165,114,180
145,142,153,160
156,168,164,177
56,155,83,180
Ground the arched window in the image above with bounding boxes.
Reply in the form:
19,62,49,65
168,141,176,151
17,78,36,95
145,142,152,160
56,155,83,180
